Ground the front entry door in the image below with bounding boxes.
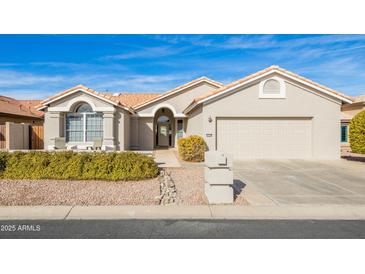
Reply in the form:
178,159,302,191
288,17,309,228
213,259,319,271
157,122,169,147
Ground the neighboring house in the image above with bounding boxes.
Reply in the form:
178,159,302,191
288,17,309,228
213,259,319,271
340,95,365,153
38,65,353,159
0,96,44,125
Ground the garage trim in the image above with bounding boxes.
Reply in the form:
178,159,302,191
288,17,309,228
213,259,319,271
215,116,313,159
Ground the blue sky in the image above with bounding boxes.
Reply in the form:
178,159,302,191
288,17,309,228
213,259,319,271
0,34,365,99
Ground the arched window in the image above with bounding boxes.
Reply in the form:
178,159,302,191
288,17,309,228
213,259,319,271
157,115,170,123
259,77,286,98
66,102,103,143
75,102,93,113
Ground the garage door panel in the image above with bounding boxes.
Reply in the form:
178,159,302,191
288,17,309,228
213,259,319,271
217,118,312,159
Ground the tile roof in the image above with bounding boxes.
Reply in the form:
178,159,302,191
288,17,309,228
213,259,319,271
353,94,365,102
0,96,44,118
111,93,161,107
133,77,223,109
38,84,133,112
17,100,44,116
38,78,222,112
188,65,353,109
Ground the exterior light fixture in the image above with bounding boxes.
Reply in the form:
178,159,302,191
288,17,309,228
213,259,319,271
208,116,213,123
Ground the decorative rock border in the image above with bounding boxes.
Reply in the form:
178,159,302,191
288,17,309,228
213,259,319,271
155,170,178,205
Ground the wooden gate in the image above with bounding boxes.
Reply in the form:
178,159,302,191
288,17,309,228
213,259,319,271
30,125,44,149
0,125,5,149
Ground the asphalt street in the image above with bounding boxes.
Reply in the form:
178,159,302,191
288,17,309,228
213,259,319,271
1,219,365,238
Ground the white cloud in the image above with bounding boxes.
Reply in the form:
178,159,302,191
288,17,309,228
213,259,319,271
102,46,187,60
0,69,65,87
91,73,192,92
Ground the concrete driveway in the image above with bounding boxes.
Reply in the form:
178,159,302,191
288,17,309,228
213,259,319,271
234,159,365,206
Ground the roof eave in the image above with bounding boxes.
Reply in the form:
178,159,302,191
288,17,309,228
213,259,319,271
37,86,134,113
189,68,353,109
134,77,223,110
0,111,44,119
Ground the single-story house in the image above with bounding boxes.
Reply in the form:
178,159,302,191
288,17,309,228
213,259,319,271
37,65,354,160
0,96,43,125
340,95,365,153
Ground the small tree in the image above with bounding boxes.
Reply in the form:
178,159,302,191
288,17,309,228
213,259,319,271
349,109,365,154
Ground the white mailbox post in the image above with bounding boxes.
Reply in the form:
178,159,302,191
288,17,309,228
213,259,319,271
204,151,234,204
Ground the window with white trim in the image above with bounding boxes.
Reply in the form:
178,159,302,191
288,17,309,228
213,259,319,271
341,124,349,143
259,77,286,98
66,103,103,142
177,119,184,139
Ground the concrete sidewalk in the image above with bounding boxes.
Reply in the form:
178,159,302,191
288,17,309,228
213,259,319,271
1,205,365,220
154,149,181,168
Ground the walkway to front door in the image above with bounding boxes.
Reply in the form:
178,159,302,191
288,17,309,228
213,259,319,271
153,149,181,168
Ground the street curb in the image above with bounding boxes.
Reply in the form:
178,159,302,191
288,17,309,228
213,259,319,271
1,205,365,220
67,206,212,219
0,206,73,220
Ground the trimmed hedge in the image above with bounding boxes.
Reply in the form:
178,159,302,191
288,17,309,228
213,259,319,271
0,151,158,181
349,109,365,154
178,135,206,162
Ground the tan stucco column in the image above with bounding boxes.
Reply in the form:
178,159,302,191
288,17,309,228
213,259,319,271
103,111,115,150
44,111,63,149
130,116,139,149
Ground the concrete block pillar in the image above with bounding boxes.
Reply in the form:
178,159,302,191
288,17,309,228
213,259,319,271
103,111,115,150
204,151,234,204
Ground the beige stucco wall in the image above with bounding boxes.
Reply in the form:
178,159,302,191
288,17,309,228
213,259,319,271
114,109,130,150
49,91,112,109
341,104,365,119
44,91,131,150
129,117,139,149
138,117,154,150
137,82,218,115
200,74,342,159
123,111,130,150
44,111,64,149
134,82,218,149
185,105,203,137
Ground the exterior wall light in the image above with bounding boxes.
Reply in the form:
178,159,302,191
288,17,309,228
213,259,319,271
208,116,213,123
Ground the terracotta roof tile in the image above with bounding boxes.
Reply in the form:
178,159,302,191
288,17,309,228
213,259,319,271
133,77,223,109
111,93,161,107
37,77,222,112
353,94,365,102
17,100,44,116
38,84,133,112
191,65,353,105
0,96,44,118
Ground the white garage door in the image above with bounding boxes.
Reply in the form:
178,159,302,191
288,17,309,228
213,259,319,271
216,118,312,159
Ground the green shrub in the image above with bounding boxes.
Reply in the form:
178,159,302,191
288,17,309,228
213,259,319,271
349,110,365,154
109,152,159,180
0,151,8,176
0,151,158,181
178,135,206,162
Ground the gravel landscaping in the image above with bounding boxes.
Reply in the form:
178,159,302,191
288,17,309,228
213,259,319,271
0,179,160,206
166,167,248,205
0,167,247,206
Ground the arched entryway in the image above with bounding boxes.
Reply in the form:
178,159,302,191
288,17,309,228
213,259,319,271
154,107,174,148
